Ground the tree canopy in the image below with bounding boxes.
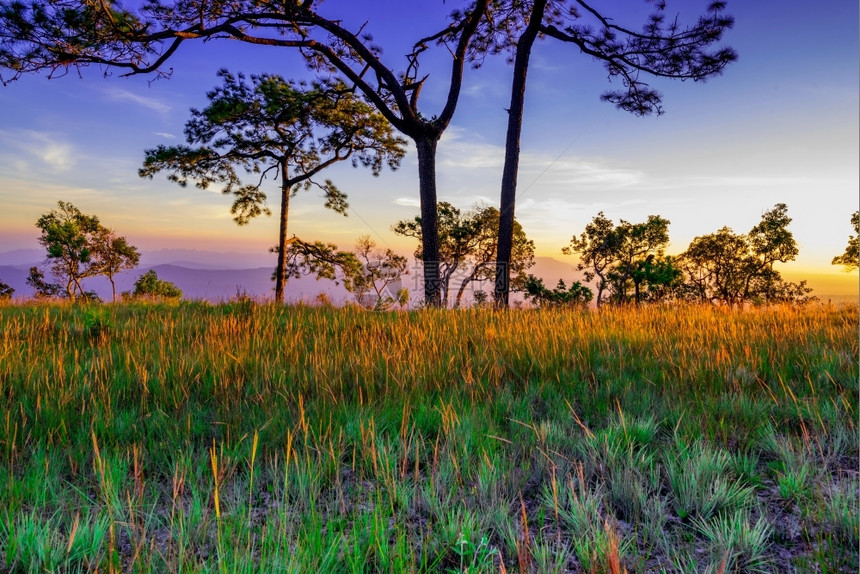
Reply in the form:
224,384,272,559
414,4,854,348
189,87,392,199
678,203,813,305
129,270,182,300
26,266,65,299
35,201,101,301
523,276,593,308
394,202,534,307
266,235,410,309
562,205,817,307
0,0,495,306
0,279,13,300
564,212,673,306
91,227,141,301
490,0,737,306
35,201,139,302
139,69,405,302
832,211,859,271
0,1,741,307
350,236,409,310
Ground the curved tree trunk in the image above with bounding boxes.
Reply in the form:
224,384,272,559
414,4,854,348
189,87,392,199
441,261,463,308
441,270,451,308
595,274,606,308
416,135,442,307
455,262,489,308
274,167,290,303
494,0,548,308
71,270,86,301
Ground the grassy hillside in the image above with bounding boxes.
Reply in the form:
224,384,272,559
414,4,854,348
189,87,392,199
0,302,857,572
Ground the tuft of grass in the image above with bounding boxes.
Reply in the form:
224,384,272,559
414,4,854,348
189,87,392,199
665,440,755,521
732,449,762,487
571,518,633,573
605,454,661,527
545,468,604,537
693,509,774,573
818,480,860,547
776,464,813,503
531,538,572,573
0,510,112,572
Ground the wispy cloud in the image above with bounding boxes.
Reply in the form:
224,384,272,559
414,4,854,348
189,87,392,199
517,196,650,224
437,128,505,169
40,142,74,170
393,197,420,207
519,155,644,192
658,175,830,189
104,87,171,113
155,132,177,139
0,177,109,221
436,128,646,193
462,80,507,100
0,129,76,171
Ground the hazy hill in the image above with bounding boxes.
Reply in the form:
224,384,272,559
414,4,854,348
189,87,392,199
0,262,352,303
138,249,277,270
0,265,29,297
0,249,43,266
0,248,276,270
0,249,580,304
143,264,353,303
1,249,854,304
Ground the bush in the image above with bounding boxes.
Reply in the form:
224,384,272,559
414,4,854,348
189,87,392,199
523,275,593,308
0,280,13,300
125,270,182,300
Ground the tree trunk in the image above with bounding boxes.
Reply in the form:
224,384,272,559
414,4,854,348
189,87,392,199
415,135,442,307
494,0,548,308
109,274,117,302
455,275,471,308
595,274,605,308
274,167,290,303
70,269,85,301
455,262,488,308
440,261,462,308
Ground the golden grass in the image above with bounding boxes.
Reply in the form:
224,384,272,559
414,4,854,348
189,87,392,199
0,301,856,571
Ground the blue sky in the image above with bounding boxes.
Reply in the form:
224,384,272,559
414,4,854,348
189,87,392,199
0,1,857,290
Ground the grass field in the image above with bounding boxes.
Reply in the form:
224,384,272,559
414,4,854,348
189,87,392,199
0,301,857,572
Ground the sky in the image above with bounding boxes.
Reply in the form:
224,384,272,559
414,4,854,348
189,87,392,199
0,0,858,295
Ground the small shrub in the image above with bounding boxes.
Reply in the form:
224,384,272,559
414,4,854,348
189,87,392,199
0,280,13,300
82,307,112,341
127,270,182,300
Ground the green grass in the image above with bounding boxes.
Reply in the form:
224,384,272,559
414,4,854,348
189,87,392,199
0,300,857,572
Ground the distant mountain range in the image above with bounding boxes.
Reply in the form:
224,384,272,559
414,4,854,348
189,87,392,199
0,263,354,303
4,248,851,304
0,248,278,270
0,248,582,304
